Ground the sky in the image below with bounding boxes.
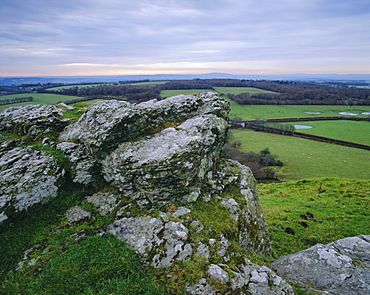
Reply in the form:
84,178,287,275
1,0,370,77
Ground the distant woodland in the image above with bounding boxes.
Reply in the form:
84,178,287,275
2,79,370,105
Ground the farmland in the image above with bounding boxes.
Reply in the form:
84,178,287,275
287,120,370,146
0,93,82,112
231,129,370,180
226,97,370,120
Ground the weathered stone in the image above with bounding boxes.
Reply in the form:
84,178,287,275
208,264,229,284
102,114,228,207
56,141,98,185
221,198,240,220
186,278,216,295
196,242,210,260
65,206,92,225
217,159,271,255
0,147,64,222
0,104,68,137
86,192,119,216
107,216,194,268
107,217,164,257
59,92,229,158
271,235,370,295
172,207,191,218
231,258,294,294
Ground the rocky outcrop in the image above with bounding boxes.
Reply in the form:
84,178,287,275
58,92,229,158
0,147,64,222
102,115,228,207
0,104,68,137
271,235,370,295
1,93,291,293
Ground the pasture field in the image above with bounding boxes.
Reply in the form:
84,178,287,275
258,177,370,257
225,97,370,120
291,120,370,146
0,93,82,111
214,86,277,95
231,129,370,181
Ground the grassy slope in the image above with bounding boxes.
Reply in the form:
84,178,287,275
231,129,370,181
258,178,370,258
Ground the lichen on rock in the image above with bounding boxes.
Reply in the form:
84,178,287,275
0,147,64,221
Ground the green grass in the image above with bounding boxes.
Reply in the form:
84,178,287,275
226,98,370,120
2,235,165,295
0,93,82,111
258,178,370,258
214,87,277,95
231,129,370,181
290,120,370,146
160,89,213,98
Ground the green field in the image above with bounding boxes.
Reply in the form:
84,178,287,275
291,120,370,146
214,86,277,95
0,93,82,111
231,129,370,180
226,97,370,120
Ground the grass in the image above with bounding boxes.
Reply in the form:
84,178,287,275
258,178,370,258
289,120,370,146
2,235,165,295
226,97,370,120
0,93,82,111
231,129,370,181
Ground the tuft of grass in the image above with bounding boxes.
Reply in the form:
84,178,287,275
258,177,370,258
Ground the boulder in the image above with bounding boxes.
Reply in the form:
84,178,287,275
102,115,228,207
0,147,64,222
0,104,68,137
271,235,370,295
58,92,229,158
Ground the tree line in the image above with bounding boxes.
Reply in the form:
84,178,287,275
0,96,34,106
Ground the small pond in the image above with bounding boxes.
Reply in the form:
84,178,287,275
294,125,313,129
338,112,359,116
303,112,322,115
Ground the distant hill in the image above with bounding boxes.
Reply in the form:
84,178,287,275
1,73,370,86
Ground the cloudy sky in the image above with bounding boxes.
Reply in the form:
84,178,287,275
1,0,369,76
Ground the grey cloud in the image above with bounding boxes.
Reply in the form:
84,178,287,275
0,0,369,75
